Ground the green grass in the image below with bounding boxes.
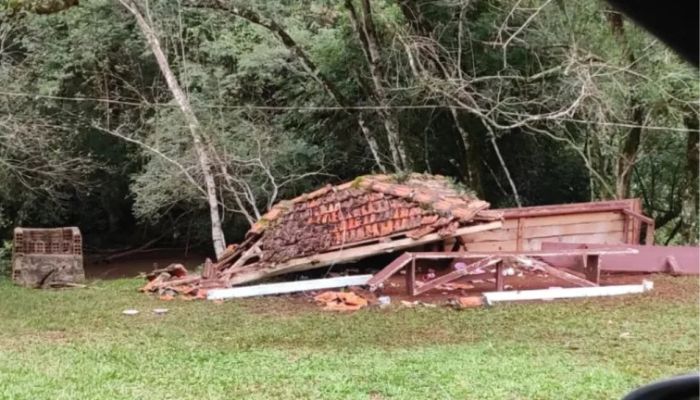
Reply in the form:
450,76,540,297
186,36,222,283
0,275,697,399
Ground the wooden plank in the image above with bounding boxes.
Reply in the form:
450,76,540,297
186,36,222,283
464,231,627,252
463,241,517,252
228,221,503,286
406,258,416,295
665,256,680,275
207,275,373,300
499,199,639,218
461,228,518,243
495,261,504,291
516,218,524,251
520,212,623,228
581,254,601,284
541,242,700,274
522,220,624,240
413,257,501,295
366,253,412,287
536,263,597,287
645,222,655,245
461,219,625,244
528,232,626,247
408,248,637,259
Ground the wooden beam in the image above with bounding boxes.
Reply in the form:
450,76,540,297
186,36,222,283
366,253,412,287
413,257,501,295
406,257,416,296
406,247,637,259
582,254,601,284
665,255,680,276
499,199,640,219
228,221,502,286
538,263,597,287
622,208,655,225
495,261,504,291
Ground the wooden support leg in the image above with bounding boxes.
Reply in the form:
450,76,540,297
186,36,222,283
665,256,680,276
583,254,601,285
495,261,504,291
406,257,416,296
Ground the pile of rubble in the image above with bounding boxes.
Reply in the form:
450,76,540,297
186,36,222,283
140,262,224,300
140,174,501,298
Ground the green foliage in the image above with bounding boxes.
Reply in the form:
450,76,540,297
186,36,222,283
0,240,11,276
0,0,697,249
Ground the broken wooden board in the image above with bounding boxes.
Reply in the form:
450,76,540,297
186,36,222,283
207,274,373,300
540,242,700,275
226,221,502,286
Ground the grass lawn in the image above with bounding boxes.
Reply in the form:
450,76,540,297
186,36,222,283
0,275,697,399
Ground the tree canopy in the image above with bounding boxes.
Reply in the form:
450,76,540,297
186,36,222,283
0,0,697,253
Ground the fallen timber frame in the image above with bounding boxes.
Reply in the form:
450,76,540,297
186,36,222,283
224,221,502,286
368,248,638,296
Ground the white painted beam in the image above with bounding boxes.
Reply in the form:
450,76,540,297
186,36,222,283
482,280,653,305
207,274,372,300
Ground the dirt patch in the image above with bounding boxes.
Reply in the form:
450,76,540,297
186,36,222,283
84,250,208,279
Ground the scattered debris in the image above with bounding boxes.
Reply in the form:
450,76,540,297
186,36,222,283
377,296,391,308
452,296,484,309
436,282,474,291
314,291,369,311
400,300,437,308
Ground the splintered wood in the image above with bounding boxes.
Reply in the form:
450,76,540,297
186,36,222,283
140,262,223,300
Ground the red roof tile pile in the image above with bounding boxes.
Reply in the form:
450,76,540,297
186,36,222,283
249,173,498,265
141,174,501,295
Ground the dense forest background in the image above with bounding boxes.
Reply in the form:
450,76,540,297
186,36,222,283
0,0,697,256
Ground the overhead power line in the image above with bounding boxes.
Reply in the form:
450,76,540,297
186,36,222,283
0,90,696,133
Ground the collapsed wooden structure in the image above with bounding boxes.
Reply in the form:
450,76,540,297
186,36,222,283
366,248,639,297
143,174,503,296
141,173,697,300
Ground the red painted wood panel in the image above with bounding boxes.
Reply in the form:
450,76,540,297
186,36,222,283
540,242,700,275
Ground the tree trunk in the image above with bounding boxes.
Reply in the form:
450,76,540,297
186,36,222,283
615,105,643,199
193,0,388,172
607,9,643,200
682,113,699,243
345,0,409,171
397,2,482,192
120,0,226,258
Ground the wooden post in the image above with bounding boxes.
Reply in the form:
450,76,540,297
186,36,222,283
516,218,524,251
583,254,601,284
645,222,655,245
406,256,416,296
495,261,505,291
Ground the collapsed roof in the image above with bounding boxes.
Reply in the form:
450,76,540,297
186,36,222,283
217,174,502,285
